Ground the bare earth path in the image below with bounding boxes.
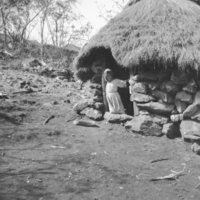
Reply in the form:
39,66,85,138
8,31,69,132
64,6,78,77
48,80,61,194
1,68,200,200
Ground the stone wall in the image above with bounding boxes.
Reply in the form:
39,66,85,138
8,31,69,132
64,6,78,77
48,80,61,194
128,69,200,147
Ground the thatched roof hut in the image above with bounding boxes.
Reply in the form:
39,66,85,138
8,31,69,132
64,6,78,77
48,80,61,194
74,0,200,82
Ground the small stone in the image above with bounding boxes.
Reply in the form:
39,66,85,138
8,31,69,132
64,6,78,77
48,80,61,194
89,88,102,96
92,102,104,110
170,114,183,122
182,79,197,94
175,91,193,104
191,142,200,155
152,90,174,103
73,99,94,112
89,83,102,90
131,83,148,94
86,108,103,120
162,123,180,139
160,80,179,95
183,104,198,118
130,92,155,103
104,112,133,123
147,82,160,91
139,110,149,115
137,102,174,115
175,100,187,113
171,69,189,85
93,95,103,102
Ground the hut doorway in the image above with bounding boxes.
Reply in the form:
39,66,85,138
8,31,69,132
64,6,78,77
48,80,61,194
89,47,133,115
102,49,133,116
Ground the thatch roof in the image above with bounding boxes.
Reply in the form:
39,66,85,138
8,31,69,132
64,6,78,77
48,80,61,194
74,0,200,81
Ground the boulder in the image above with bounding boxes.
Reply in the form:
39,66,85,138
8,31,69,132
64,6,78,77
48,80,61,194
125,115,163,136
73,99,94,112
171,69,189,85
175,91,193,104
191,142,200,155
183,104,198,118
130,92,155,103
132,71,158,81
157,70,172,82
160,80,179,95
182,79,197,94
193,91,200,105
180,120,200,138
162,123,180,139
131,83,148,94
86,108,103,120
152,90,174,103
175,100,187,113
137,102,174,115
104,112,133,123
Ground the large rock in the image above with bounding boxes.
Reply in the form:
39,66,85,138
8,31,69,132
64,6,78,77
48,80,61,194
193,91,200,105
104,112,133,123
162,123,180,139
137,102,174,115
171,69,189,85
175,91,193,104
191,142,200,155
131,83,148,94
125,115,165,136
130,92,155,103
183,104,198,118
182,79,197,94
180,120,200,139
160,80,179,95
152,90,174,103
175,100,187,113
73,99,94,112
86,108,103,120
132,71,158,81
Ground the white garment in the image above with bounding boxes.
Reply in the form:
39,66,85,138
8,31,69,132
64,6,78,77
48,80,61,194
106,79,127,114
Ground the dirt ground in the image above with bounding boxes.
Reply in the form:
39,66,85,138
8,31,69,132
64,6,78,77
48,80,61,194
1,65,200,200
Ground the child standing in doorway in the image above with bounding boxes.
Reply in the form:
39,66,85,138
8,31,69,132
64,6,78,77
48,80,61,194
104,69,127,114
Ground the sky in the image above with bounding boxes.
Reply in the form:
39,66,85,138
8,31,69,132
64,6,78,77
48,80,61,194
77,0,127,36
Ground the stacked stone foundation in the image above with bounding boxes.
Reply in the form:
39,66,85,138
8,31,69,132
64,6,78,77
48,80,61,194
128,69,200,146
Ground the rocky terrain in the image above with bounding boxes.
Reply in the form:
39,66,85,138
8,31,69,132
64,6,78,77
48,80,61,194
1,58,200,200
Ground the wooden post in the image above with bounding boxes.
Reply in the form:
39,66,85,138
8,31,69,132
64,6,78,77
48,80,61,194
102,70,109,113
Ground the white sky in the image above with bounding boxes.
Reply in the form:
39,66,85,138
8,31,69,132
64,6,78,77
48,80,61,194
78,0,124,36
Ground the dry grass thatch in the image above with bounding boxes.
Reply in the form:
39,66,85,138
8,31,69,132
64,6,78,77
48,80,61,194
74,0,200,81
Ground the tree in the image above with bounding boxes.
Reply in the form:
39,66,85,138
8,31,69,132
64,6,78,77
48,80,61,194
95,0,129,22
